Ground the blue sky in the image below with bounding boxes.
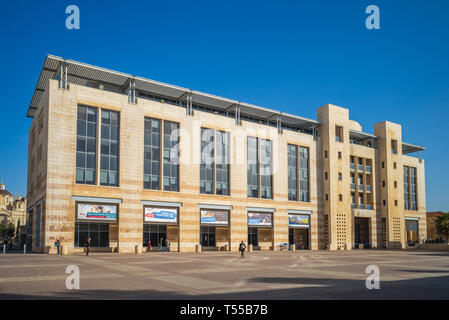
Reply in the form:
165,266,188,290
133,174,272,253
0,0,447,211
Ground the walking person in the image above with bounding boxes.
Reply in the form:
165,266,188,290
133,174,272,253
146,239,152,252
157,237,163,252
239,240,247,259
165,239,171,252
55,239,61,255
85,237,91,256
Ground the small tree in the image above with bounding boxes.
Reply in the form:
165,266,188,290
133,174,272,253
435,212,449,243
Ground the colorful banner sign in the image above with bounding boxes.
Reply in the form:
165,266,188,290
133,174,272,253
77,203,117,221
288,214,310,228
201,210,229,225
144,207,178,224
248,212,272,227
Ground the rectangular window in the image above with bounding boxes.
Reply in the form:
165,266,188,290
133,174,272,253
200,128,214,194
404,166,410,210
288,144,298,201
215,130,230,195
247,137,259,198
163,121,179,191
35,204,41,248
100,110,120,186
144,118,161,190
76,105,97,185
335,125,343,142
74,222,109,248
260,139,273,199
410,167,417,210
391,139,398,154
299,146,310,202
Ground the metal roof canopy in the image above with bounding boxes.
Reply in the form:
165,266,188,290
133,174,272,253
349,129,378,140
27,54,319,130
402,142,426,154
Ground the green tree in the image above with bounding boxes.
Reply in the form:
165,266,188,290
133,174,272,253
435,212,449,243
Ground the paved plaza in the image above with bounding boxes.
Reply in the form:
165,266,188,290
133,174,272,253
1,249,448,299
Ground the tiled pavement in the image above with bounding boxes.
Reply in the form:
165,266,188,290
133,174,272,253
1,249,449,299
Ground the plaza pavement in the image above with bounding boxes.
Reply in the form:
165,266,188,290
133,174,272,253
0,249,448,299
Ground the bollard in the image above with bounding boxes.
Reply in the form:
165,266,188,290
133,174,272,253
3,244,5,254
23,244,27,254
135,244,142,254
61,245,69,256
248,244,253,252
291,244,296,251
196,244,201,253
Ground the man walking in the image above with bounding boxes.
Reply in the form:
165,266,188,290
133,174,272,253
165,239,171,252
85,237,91,256
55,239,61,255
239,240,247,259
146,239,152,252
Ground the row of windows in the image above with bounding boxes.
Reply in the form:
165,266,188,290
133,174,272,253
75,105,311,202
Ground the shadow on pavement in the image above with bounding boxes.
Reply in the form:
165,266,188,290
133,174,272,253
2,274,449,300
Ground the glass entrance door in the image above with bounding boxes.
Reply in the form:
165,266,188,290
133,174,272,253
201,226,216,247
289,228,294,245
248,227,258,247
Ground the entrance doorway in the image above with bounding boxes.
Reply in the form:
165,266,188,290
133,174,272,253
248,227,258,247
289,228,309,250
201,226,216,247
74,222,110,248
354,217,370,248
405,220,419,245
143,224,167,249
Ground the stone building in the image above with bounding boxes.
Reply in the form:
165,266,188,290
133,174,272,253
0,179,27,234
426,211,446,240
25,55,427,253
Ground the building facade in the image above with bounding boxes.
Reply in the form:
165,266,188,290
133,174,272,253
0,179,27,238
26,55,427,253
426,211,445,240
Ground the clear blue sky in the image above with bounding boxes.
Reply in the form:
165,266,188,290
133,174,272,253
0,0,448,211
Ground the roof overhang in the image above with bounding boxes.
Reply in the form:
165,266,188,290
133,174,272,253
349,129,378,140
402,142,426,154
27,55,319,130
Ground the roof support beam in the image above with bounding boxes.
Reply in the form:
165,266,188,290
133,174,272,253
276,115,282,134
312,124,317,140
186,93,193,116
128,78,136,104
235,106,241,125
58,63,69,90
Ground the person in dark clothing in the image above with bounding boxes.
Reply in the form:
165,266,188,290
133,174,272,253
239,240,247,259
85,237,91,256
55,239,61,255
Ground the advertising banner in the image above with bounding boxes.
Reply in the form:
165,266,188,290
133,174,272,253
288,214,310,228
248,212,272,227
77,203,117,221
201,210,229,226
144,207,178,224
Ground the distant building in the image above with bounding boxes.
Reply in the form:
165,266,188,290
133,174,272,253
0,179,27,235
426,211,445,240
